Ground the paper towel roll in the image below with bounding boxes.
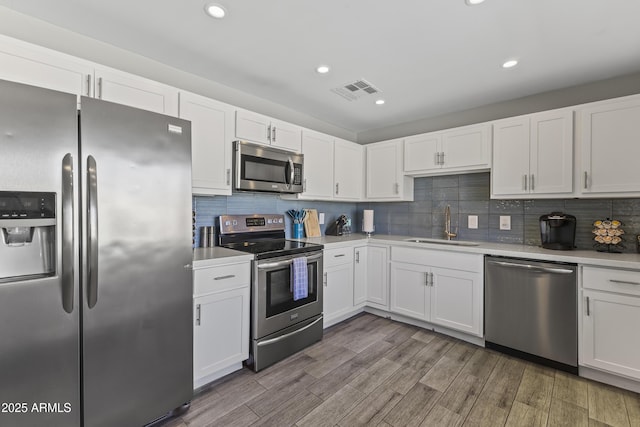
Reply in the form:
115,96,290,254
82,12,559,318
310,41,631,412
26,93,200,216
363,210,374,233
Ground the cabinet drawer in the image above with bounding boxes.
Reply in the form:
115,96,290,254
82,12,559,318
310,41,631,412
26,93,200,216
324,247,354,267
194,262,250,296
391,246,482,272
583,266,640,296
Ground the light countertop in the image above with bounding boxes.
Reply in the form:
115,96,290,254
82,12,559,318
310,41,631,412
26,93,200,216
192,247,254,269
193,235,640,271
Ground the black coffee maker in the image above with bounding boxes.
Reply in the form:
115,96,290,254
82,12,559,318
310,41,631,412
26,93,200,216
539,212,576,250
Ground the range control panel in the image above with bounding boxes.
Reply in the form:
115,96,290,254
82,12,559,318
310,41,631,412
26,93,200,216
218,214,285,235
0,191,56,219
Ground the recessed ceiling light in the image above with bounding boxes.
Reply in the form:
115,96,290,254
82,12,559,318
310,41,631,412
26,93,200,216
375,99,385,105
204,4,226,19
502,59,518,69
465,0,485,5
316,65,330,74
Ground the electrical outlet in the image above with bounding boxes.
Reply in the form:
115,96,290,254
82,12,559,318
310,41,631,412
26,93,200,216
500,215,511,230
468,215,478,229
318,212,325,225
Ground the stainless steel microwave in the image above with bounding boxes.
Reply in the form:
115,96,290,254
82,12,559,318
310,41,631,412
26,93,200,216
234,140,304,193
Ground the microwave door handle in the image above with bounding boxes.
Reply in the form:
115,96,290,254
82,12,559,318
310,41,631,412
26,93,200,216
287,158,294,189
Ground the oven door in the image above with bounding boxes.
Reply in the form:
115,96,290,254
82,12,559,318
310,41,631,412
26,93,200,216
253,250,323,339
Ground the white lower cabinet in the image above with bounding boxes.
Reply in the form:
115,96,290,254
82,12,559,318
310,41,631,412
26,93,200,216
389,247,483,337
581,266,640,381
193,261,250,389
363,245,390,310
390,262,431,320
352,246,368,306
323,247,355,328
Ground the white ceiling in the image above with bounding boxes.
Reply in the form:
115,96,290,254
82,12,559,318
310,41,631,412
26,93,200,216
2,0,640,134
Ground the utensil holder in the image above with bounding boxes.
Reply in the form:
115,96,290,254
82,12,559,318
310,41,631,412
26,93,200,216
293,222,304,239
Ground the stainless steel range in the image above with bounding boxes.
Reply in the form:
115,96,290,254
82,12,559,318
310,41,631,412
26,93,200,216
217,214,324,372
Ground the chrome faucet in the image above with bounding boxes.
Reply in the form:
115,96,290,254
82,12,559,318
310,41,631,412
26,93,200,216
444,204,457,240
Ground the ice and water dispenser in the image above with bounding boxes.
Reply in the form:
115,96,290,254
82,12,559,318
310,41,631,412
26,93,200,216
0,192,56,282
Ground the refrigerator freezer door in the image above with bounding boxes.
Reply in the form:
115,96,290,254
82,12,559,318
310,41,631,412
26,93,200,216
0,80,80,426
79,97,193,427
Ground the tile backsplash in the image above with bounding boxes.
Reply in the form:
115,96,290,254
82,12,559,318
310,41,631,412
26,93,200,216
193,192,357,247
359,172,640,253
193,172,640,253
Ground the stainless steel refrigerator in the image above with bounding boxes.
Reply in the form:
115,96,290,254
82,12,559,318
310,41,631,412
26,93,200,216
0,79,193,427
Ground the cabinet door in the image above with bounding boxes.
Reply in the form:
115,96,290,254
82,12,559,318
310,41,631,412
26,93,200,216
94,67,178,115
366,139,403,199
366,246,389,309
582,290,640,380
530,110,573,195
301,130,334,199
390,262,430,321
353,246,367,306
491,117,530,196
581,97,640,194
271,119,302,152
324,263,355,326
404,132,441,173
334,139,363,200
179,92,233,195
430,267,482,336
0,35,93,97
235,109,271,145
193,287,250,385
441,124,491,171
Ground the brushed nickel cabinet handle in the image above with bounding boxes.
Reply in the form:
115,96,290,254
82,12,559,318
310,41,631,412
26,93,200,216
609,279,640,286
226,168,231,185
214,274,235,281
584,171,588,189
586,297,590,316
196,304,201,325
531,174,535,191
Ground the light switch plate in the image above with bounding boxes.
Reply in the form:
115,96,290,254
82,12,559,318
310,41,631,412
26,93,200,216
500,215,511,230
468,215,478,229
318,212,325,225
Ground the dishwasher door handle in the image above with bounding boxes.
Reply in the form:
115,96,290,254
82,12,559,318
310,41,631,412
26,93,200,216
486,260,574,274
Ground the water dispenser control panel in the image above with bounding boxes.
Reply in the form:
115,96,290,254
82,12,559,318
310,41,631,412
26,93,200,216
0,192,55,219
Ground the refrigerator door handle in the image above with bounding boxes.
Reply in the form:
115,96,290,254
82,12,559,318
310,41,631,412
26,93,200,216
61,153,75,313
87,155,99,308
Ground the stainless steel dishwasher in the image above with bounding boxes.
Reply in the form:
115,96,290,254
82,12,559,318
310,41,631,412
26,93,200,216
485,256,578,374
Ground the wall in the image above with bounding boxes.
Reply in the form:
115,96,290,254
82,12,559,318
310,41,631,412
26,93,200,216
357,71,640,144
359,172,640,253
193,173,640,253
0,8,356,142
193,193,358,247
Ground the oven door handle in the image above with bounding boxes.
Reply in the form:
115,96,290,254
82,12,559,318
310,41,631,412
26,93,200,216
257,252,323,269
256,316,323,347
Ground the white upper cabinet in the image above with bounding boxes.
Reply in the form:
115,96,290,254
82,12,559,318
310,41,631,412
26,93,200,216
404,124,491,176
579,95,640,196
334,138,364,201
366,139,414,201
404,132,441,173
492,109,573,198
179,91,234,195
0,34,93,97
300,130,334,199
94,66,179,116
235,109,302,152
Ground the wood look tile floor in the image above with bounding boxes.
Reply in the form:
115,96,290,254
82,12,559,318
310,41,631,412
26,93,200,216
160,314,640,427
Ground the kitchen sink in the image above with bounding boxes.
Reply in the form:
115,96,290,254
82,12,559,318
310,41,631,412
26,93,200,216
403,238,480,247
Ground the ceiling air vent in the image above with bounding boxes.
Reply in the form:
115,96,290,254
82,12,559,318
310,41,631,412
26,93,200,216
332,78,381,101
